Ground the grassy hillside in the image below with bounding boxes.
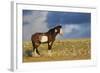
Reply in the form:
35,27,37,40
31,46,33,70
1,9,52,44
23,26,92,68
23,38,91,62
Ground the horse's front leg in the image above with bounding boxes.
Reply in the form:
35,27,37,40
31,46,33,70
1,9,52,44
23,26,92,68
48,41,54,56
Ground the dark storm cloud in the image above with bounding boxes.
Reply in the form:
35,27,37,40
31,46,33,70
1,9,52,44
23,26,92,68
46,11,91,27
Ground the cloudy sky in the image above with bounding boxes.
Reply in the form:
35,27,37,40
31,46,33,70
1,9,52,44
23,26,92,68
23,10,91,41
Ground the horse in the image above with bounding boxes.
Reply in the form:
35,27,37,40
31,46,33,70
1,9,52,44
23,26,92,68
31,25,63,56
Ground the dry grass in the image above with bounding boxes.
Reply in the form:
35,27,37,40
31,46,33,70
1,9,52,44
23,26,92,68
23,38,91,62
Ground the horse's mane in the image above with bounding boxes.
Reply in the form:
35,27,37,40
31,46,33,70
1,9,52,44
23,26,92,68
48,25,62,33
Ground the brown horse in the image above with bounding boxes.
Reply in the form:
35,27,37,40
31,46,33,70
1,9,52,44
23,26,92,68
31,25,63,56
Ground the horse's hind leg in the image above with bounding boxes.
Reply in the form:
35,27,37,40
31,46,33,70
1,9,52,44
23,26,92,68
32,48,40,57
32,47,36,57
32,41,37,56
35,42,41,56
31,41,35,57
36,48,40,55
32,41,40,57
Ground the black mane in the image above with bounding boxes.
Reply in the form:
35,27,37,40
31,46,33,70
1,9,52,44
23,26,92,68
48,25,62,33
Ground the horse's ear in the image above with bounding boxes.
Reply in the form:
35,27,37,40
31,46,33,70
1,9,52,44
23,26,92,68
55,29,57,32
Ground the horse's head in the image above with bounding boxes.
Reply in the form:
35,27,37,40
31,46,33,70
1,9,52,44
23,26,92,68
54,25,63,35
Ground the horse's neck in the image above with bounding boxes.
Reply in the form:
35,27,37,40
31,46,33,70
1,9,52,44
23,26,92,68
48,30,58,37
53,32,58,37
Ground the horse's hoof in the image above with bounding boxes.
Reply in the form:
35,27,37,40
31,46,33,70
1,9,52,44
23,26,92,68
37,55,41,57
34,55,41,57
32,54,40,57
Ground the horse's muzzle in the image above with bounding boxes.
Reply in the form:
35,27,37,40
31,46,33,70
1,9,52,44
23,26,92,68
60,29,63,35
